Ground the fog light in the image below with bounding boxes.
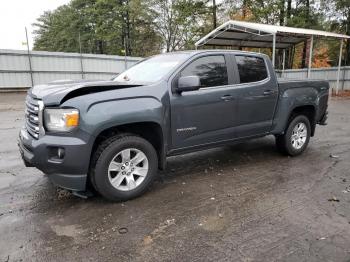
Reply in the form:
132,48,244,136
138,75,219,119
57,148,65,159
48,147,65,162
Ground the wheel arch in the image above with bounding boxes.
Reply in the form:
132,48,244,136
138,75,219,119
90,121,166,170
272,103,317,137
288,105,316,136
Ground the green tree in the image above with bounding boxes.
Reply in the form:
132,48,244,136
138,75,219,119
321,0,350,66
149,0,211,52
33,0,161,56
33,0,212,55
33,5,78,53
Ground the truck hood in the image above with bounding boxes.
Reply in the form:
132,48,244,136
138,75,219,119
29,79,143,105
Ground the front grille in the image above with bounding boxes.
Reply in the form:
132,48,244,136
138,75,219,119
25,95,42,139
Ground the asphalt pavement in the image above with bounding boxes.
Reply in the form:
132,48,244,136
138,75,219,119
1,93,350,262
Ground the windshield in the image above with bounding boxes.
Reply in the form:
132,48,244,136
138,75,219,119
113,53,190,84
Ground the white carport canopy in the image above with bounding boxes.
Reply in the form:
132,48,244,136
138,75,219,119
195,20,350,94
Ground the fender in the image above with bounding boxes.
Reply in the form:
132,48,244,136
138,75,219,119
59,84,167,137
82,97,167,170
84,97,164,138
60,83,169,170
271,87,318,135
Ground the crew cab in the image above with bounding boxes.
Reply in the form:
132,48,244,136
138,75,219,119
18,50,329,201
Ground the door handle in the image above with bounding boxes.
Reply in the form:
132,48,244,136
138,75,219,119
263,90,275,96
220,95,234,101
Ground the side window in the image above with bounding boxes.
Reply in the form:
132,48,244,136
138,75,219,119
180,55,228,88
235,56,268,84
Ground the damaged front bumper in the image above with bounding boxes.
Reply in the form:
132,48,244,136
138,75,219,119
18,127,92,192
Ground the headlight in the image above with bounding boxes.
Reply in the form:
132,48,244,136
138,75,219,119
44,108,79,132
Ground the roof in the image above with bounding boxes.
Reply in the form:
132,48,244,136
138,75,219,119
195,20,350,49
170,49,266,55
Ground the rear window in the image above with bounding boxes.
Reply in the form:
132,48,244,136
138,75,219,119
235,56,268,84
180,55,228,88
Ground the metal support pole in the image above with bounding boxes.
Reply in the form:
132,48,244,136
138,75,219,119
282,49,286,76
25,27,34,87
307,35,314,78
291,45,295,68
272,34,276,68
341,40,348,91
336,39,344,95
124,35,128,70
78,33,84,79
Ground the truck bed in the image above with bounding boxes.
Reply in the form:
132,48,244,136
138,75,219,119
277,78,329,93
276,78,329,125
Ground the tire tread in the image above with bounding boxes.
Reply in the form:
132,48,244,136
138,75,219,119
90,133,157,201
275,114,311,156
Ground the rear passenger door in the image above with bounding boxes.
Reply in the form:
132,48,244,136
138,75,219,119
232,55,278,138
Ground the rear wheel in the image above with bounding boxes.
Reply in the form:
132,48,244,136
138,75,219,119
275,115,311,156
91,135,158,201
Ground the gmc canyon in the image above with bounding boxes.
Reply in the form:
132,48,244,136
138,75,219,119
18,50,329,201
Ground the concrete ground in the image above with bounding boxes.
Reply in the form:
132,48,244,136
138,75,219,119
1,93,350,262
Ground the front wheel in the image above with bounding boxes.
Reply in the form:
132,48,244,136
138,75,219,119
91,135,158,201
275,115,311,156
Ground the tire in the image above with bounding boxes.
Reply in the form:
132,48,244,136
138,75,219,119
90,134,158,201
275,115,311,156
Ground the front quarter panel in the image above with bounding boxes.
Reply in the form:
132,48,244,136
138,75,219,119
85,97,164,137
60,84,167,139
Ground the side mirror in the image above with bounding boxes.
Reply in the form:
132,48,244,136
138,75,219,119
176,76,201,93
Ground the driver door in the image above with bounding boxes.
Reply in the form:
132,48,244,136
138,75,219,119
170,54,238,150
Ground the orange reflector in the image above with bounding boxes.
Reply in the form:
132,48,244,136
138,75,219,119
65,113,79,127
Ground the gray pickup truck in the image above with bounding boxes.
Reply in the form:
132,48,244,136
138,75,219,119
18,50,329,201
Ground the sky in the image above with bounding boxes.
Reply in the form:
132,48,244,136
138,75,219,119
0,0,70,50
